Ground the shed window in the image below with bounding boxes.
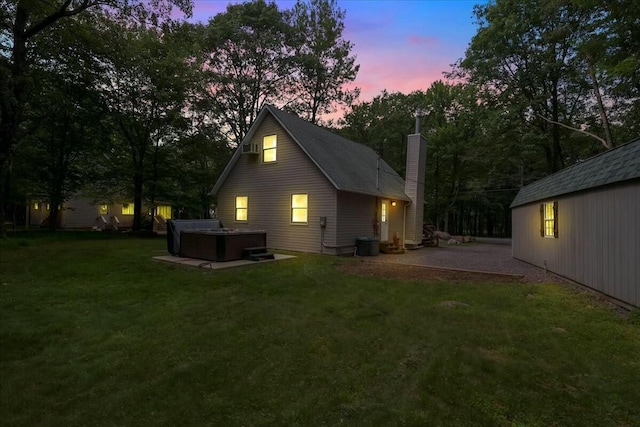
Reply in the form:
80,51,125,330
235,196,248,222
291,194,308,223
263,135,277,163
540,202,558,238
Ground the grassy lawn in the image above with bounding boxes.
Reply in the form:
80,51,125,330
1,232,639,426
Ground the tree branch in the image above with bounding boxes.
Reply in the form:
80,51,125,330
535,114,610,150
24,0,96,39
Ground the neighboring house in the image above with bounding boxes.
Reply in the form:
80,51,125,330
211,105,428,255
27,197,172,231
511,137,640,308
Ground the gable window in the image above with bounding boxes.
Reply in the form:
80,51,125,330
99,204,108,215
263,135,277,163
540,202,558,238
122,203,134,215
235,196,248,222
291,194,308,224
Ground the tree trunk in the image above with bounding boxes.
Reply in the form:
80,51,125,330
551,81,564,172
133,169,144,231
0,7,29,238
587,55,614,149
0,156,12,238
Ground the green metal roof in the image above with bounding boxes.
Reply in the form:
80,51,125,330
212,105,409,200
510,137,640,208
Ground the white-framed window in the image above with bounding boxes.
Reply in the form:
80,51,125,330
381,202,387,222
291,194,308,224
122,203,134,215
263,135,277,163
99,204,108,215
541,201,557,238
235,196,248,222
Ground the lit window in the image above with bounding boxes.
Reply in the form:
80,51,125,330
263,135,277,163
46,203,50,210
156,205,171,219
33,202,39,210
291,194,308,223
122,203,134,215
99,204,108,215
541,202,557,238
235,196,248,222
381,202,387,222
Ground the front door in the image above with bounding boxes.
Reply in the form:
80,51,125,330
380,200,389,242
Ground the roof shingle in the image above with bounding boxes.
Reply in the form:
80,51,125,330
212,105,409,200
510,137,640,208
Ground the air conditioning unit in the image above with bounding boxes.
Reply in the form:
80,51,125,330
242,143,259,154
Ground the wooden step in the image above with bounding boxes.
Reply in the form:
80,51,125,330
246,252,275,261
379,242,405,254
243,246,274,261
243,246,268,256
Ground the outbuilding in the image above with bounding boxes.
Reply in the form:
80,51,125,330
511,137,640,308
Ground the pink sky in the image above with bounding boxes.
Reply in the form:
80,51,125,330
183,0,482,104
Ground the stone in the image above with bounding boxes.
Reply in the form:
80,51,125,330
440,300,470,307
435,230,451,240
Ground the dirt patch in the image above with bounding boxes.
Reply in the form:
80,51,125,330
337,260,523,283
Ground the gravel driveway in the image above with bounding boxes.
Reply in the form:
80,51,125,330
373,241,565,283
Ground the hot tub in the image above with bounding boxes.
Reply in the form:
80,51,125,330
179,229,267,262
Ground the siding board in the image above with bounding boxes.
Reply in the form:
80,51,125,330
512,180,639,307
216,115,338,254
336,192,375,247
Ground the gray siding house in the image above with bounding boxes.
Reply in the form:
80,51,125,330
511,137,640,308
211,105,427,254
27,197,172,231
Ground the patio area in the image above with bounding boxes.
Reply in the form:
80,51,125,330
372,240,565,283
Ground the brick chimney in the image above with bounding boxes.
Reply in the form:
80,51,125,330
404,110,427,247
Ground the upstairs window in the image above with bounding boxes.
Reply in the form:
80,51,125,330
541,202,558,238
263,135,277,163
291,194,308,224
235,196,248,222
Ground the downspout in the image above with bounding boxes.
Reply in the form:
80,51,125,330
403,200,412,250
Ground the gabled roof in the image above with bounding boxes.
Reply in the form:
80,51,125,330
211,105,409,200
510,137,640,208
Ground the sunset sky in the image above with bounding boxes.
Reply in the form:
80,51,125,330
185,0,484,103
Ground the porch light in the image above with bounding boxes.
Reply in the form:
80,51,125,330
391,200,397,207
